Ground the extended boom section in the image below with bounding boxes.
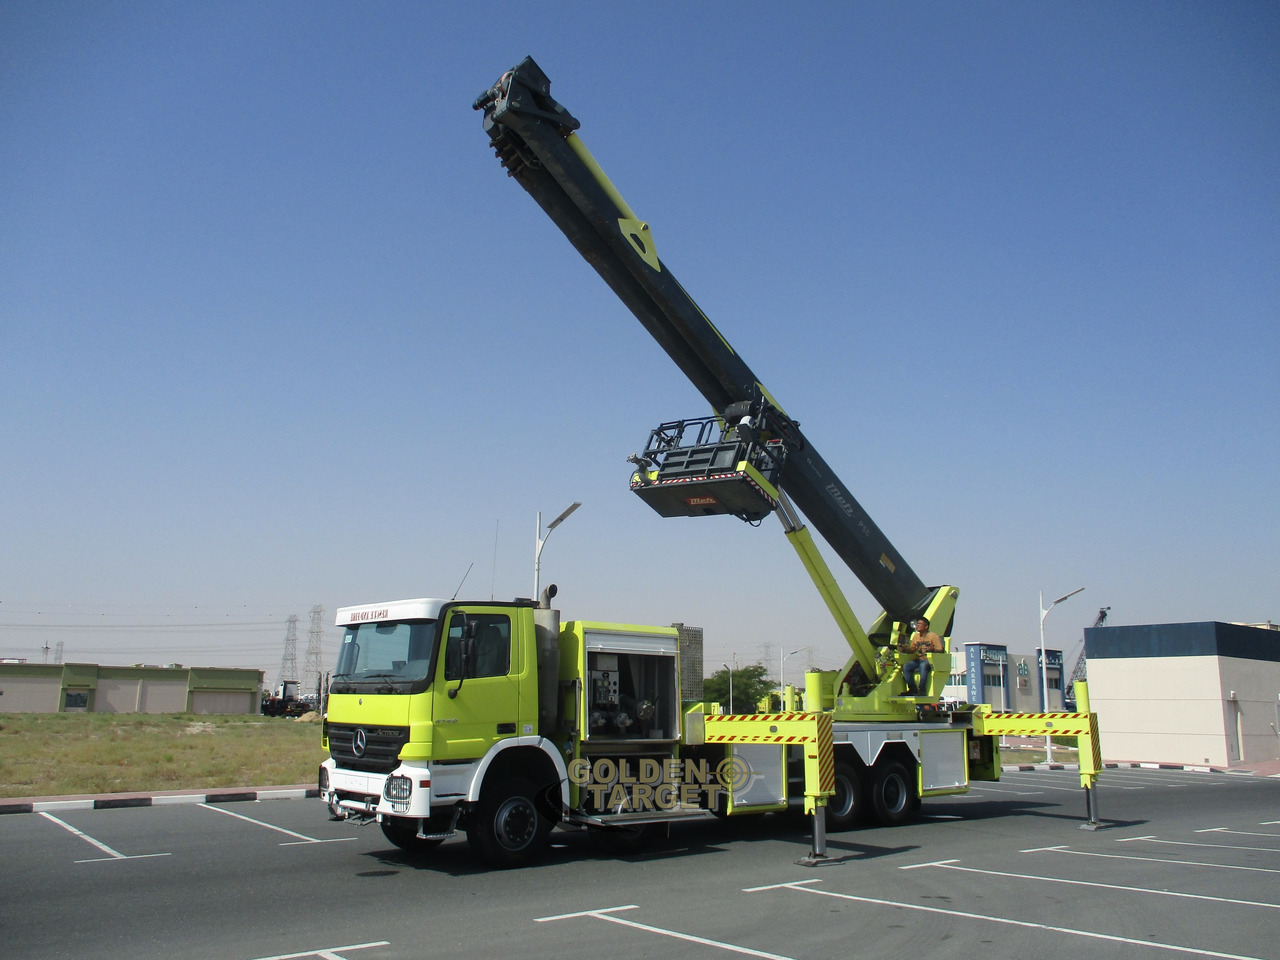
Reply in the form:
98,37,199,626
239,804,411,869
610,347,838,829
474,57,930,624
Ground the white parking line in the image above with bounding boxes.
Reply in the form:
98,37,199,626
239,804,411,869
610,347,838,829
534,904,796,960
902,857,1280,910
1013,780,1113,794
1196,827,1280,839
247,941,389,960
744,879,1267,960
1021,844,1280,874
39,812,171,863
1008,773,1143,792
964,783,1042,796
1116,835,1280,854
198,803,355,845
1096,771,1205,786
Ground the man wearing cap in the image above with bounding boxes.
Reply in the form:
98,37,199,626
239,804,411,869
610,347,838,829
900,617,943,697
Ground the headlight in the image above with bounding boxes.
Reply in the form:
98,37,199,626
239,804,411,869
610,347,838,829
384,775,412,801
318,765,330,791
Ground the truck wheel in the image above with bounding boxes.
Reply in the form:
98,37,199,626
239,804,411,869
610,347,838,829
824,757,864,832
379,818,444,853
466,776,552,868
869,760,915,827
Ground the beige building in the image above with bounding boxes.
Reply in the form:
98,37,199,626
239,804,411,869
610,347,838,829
1084,621,1280,767
0,662,264,715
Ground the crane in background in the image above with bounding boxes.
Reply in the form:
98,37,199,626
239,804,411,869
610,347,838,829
1065,606,1110,710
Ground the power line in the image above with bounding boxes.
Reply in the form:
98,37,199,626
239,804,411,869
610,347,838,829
0,621,281,630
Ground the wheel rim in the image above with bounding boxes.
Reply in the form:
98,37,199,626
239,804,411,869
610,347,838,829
879,772,907,815
831,774,856,819
494,796,538,851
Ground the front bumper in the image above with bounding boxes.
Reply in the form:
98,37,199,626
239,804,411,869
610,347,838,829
320,757,434,819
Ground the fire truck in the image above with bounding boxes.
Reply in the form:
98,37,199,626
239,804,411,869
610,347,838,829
317,58,1101,868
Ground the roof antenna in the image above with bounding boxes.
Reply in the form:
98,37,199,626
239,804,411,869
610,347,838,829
452,562,474,601
491,519,500,600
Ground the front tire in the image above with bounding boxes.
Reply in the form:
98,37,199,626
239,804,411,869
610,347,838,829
466,776,552,868
380,818,444,854
869,760,915,827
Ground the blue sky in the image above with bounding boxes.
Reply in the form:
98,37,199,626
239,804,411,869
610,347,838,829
2,2,1277,683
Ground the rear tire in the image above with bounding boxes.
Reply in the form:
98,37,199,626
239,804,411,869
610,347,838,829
869,760,915,827
380,818,445,854
824,757,865,832
466,776,553,868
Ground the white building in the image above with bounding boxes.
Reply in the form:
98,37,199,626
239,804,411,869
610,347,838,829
1083,621,1280,767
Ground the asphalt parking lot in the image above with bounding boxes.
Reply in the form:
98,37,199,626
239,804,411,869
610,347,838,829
3,767,1278,960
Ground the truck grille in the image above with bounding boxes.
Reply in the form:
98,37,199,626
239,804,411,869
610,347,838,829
327,724,410,773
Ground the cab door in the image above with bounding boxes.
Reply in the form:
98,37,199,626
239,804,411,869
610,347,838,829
432,608,522,760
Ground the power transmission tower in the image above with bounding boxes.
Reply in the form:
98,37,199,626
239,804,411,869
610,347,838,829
277,614,300,690
304,605,325,698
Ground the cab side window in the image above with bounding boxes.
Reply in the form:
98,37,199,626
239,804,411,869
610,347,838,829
444,613,511,680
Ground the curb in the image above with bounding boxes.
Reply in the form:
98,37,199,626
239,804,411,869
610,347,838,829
0,785,319,816
1003,761,1280,777
1000,762,1219,773
1102,761,1221,774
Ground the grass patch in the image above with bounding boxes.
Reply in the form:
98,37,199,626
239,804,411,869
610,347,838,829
0,713,328,799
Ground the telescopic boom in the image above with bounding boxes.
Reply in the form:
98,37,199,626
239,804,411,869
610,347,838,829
474,57,932,625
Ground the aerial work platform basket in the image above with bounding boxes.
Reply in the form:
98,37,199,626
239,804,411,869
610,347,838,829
628,417,785,522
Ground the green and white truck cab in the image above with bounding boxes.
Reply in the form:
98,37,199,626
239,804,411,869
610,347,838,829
320,594,712,866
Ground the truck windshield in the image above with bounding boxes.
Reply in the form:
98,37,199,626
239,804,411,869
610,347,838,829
332,619,437,690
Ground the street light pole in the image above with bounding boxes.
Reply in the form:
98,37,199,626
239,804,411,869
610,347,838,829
722,663,733,715
781,647,801,703
1040,586,1084,761
999,657,1010,749
533,501,581,600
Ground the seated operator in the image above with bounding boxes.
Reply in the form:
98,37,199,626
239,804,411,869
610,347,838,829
899,616,943,696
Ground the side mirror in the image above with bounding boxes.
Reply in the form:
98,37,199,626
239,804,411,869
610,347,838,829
448,618,479,698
